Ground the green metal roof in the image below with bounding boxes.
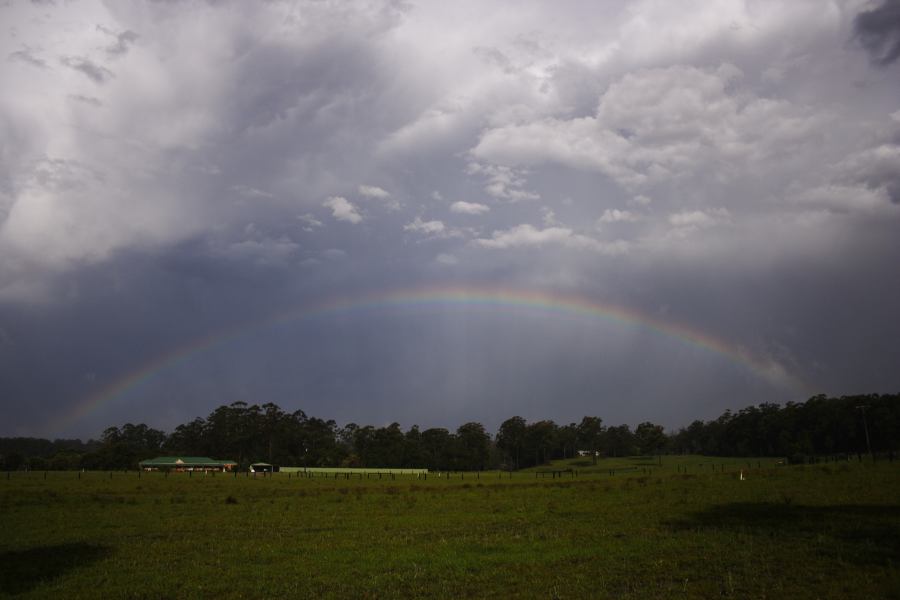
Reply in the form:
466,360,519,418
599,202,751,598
139,456,237,466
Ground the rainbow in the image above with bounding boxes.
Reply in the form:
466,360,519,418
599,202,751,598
49,285,813,435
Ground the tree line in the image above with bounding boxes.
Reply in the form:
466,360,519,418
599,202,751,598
669,394,898,460
0,393,896,471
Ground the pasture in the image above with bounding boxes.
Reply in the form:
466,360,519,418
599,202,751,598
1,457,898,599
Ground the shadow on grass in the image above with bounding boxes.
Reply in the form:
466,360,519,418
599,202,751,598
670,502,900,566
0,542,112,595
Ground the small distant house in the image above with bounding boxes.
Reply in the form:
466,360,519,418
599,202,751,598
249,462,274,473
139,457,238,472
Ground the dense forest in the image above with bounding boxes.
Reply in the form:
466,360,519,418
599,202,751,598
1,393,897,471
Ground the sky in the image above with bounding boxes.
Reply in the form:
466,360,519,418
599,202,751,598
1,0,899,440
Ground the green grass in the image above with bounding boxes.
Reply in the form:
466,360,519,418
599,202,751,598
278,467,428,475
2,458,898,599
525,454,786,474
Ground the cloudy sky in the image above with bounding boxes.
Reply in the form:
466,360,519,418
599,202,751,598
1,0,899,439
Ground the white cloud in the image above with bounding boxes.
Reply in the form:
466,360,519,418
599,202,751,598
219,236,299,265
358,184,399,209
231,185,274,199
297,213,323,232
471,64,827,191
321,248,348,260
466,163,540,201
668,208,730,228
787,185,895,214
450,200,489,215
323,196,363,224
599,209,639,223
404,217,445,235
475,224,628,254
630,195,652,206
778,142,900,215
358,184,390,198
435,252,459,265
541,207,559,226
835,144,900,201
380,104,470,156
0,156,199,277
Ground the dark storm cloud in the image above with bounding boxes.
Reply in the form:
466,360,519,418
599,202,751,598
8,47,47,68
854,0,900,66
68,94,103,107
860,154,900,204
97,26,139,57
2,1,900,439
837,142,900,204
60,56,114,83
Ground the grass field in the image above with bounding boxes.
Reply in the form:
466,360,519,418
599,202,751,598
2,456,898,599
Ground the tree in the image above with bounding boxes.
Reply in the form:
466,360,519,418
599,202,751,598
576,416,603,465
83,423,167,469
496,416,527,469
2,452,25,471
204,402,254,466
260,402,286,464
371,423,406,468
420,428,453,471
556,423,579,460
524,420,558,467
634,422,667,456
166,418,207,455
456,422,490,471
300,417,343,467
603,425,635,457
403,425,425,468
4,393,897,472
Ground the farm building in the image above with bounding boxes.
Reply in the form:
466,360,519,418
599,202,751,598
249,462,274,473
139,457,238,472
